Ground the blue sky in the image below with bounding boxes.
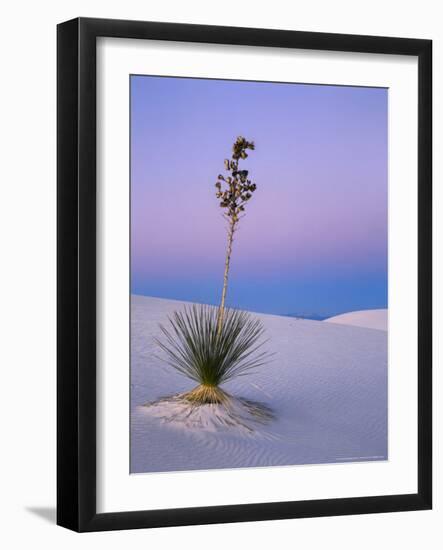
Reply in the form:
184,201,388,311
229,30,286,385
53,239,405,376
131,75,388,317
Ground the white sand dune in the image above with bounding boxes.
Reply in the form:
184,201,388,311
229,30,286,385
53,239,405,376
131,295,387,473
324,309,387,331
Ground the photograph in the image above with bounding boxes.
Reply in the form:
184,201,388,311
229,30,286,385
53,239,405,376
0,1,435,541
130,74,388,474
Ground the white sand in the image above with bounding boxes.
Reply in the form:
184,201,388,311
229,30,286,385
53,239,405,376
131,295,387,473
324,309,387,331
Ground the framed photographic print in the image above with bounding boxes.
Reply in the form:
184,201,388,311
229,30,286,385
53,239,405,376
57,17,432,531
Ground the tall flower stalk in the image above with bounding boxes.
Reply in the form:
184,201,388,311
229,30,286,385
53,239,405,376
215,137,257,334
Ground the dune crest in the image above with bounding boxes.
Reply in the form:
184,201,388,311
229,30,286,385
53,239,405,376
324,309,387,331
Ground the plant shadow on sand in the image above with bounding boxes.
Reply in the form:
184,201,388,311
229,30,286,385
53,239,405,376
142,390,275,435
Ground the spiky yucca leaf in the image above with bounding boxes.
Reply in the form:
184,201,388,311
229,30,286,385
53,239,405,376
155,304,271,388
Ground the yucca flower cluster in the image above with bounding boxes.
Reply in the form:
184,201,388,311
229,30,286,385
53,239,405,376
215,137,257,223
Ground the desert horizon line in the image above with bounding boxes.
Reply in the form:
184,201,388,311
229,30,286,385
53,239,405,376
130,291,387,320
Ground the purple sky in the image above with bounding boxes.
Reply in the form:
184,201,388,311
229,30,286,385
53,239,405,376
131,76,387,317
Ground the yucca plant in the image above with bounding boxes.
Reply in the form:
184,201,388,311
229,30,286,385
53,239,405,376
155,305,269,404
156,137,270,405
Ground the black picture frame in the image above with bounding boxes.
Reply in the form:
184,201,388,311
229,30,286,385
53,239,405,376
57,17,432,532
